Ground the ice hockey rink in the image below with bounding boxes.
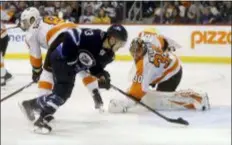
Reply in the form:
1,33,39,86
1,60,231,145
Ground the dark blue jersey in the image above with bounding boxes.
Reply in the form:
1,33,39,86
57,27,115,76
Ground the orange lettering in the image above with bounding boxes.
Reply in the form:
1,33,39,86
191,30,231,48
191,31,204,49
218,31,227,44
227,32,232,44
208,31,216,44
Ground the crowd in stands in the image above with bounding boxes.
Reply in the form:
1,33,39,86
1,1,231,25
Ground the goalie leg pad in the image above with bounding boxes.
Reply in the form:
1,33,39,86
141,89,210,111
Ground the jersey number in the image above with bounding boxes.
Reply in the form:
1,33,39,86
154,54,171,68
148,50,171,69
133,75,143,83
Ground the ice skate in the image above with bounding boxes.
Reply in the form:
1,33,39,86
33,115,52,134
19,100,37,121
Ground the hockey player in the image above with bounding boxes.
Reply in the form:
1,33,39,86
0,5,13,86
20,23,128,134
19,7,104,109
108,30,210,113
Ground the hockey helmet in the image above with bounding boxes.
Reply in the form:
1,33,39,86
107,24,128,42
129,37,148,60
20,7,41,31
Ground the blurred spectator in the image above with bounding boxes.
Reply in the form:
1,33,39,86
187,4,198,24
142,1,156,24
101,1,117,23
153,7,163,24
219,1,232,24
142,2,155,18
69,1,82,23
187,2,204,24
92,8,111,24
39,5,46,17
79,4,94,23
111,1,124,23
1,1,231,25
44,1,55,15
164,6,173,24
63,5,75,22
178,5,188,23
200,7,215,24
170,6,182,24
128,1,141,22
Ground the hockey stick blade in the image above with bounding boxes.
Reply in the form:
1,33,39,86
1,81,34,103
110,84,189,126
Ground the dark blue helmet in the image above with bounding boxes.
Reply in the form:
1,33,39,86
106,24,128,41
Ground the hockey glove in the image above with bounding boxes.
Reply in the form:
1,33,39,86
96,70,111,90
32,66,43,82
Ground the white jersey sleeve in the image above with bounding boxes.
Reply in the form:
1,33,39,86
25,29,42,68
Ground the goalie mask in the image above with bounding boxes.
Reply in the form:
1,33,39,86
129,37,148,61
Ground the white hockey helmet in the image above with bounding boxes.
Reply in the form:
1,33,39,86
20,7,41,31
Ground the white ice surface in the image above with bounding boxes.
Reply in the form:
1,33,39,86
1,60,231,145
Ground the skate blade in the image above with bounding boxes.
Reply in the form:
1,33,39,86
33,126,51,134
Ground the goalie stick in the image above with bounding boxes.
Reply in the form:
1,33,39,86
110,84,189,126
1,81,34,103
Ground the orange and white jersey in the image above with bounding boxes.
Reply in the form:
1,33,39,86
25,19,77,69
127,44,181,100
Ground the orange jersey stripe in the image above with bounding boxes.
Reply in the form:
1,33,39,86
38,81,53,90
151,55,179,85
30,56,42,68
128,59,146,100
157,35,165,49
82,76,97,86
46,22,78,44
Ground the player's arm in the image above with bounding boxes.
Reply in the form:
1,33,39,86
89,50,115,90
25,35,43,82
159,35,182,52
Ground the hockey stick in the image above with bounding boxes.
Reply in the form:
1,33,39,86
110,84,189,126
1,81,34,103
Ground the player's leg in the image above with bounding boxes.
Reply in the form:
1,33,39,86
0,52,6,86
156,67,183,92
0,35,12,86
20,48,76,133
108,68,183,113
78,71,103,109
36,34,65,95
109,67,210,113
37,70,54,96
141,67,210,110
